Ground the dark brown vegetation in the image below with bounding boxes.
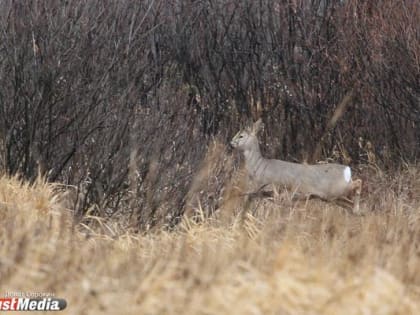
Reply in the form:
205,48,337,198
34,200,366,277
0,0,418,228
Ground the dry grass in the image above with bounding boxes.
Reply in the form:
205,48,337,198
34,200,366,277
0,164,420,315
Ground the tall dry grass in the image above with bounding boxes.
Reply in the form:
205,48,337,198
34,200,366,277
0,162,419,314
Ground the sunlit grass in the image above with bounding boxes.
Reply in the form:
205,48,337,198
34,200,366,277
0,165,419,314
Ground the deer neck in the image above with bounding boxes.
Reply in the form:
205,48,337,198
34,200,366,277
243,140,263,176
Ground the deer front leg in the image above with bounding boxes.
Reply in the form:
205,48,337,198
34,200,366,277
351,179,362,215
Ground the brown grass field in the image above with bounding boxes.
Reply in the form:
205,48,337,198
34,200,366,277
0,157,419,314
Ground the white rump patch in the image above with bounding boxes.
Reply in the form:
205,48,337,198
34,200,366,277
343,166,351,183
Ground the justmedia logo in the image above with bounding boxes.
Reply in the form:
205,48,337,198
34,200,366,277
0,298,67,311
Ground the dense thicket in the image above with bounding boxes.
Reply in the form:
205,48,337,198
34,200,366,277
0,0,418,227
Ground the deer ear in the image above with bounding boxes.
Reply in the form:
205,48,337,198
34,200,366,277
252,119,264,135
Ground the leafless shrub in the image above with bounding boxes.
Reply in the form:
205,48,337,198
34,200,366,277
0,0,418,228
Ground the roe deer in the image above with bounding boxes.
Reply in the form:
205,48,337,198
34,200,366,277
230,119,362,214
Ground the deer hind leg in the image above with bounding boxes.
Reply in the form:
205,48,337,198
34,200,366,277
351,179,362,215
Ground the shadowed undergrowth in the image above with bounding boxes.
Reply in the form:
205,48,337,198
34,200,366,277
0,164,419,315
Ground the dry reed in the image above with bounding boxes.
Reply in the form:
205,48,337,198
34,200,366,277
0,164,419,314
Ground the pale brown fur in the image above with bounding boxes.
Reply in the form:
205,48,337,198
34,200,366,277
231,120,362,214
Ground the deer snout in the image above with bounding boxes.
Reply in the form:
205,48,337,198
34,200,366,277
230,140,238,148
